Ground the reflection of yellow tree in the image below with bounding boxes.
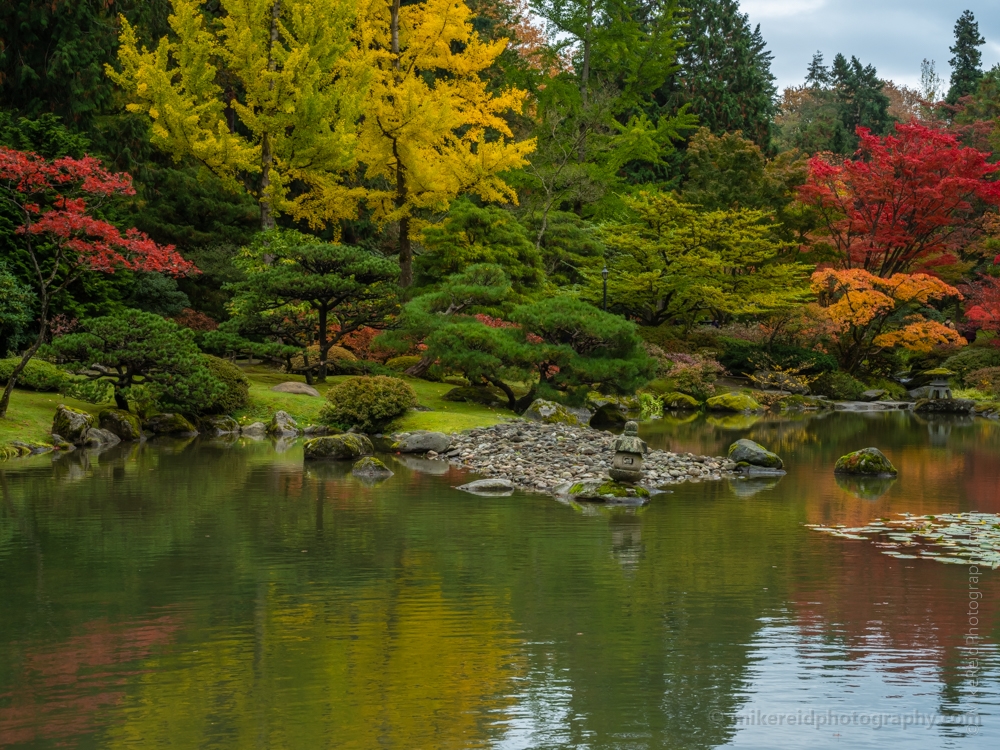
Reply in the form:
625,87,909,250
105,552,521,748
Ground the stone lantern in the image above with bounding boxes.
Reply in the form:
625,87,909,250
924,368,955,400
609,421,648,483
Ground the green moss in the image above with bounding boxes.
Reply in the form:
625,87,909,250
595,481,650,498
834,447,897,476
705,392,762,412
662,392,700,410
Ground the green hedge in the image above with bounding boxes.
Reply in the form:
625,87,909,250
0,357,67,391
319,376,417,432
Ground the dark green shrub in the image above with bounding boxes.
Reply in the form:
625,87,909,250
319,376,417,432
0,357,66,391
941,347,1000,378
718,338,838,375
386,355,422,371
964,367,1000,396
200,355,250,414
813,372,867,400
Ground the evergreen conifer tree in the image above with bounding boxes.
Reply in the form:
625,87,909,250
946,10,985,105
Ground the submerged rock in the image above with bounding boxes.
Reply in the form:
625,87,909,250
144,413,198,436
391,431,452,454
457,478,516,495
98,408,143,441
270,381,321,397
352,456,394,478
522,399,590,426
728,438,784,470
240,421,266,437
834,447,897,477
303,433,373,460
52,404,96,444
706,393,762,413
564,479,650,503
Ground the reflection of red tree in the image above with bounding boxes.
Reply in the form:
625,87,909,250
793,540,999,680
0,614,179,746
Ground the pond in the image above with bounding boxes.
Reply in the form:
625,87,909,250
1,410,998,749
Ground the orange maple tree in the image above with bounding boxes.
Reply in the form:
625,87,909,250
811,268,966,372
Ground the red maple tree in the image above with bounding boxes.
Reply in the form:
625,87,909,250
798,123,1000,277
0,147,195,417
962,274,1000,342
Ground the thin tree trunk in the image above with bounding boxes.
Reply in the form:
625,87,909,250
0,300,49,419
316,304,329,382
389,0,411,287
403,355,434,378
114,388,130,411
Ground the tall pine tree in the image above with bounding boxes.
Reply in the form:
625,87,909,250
659,0,777,150
946,10,985,105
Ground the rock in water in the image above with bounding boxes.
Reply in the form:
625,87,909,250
81,427,121,449
662,392,700,410
52,405,96,445
706,393,762,412
199,415,240,435
98,408,142,441
522,399,590,426
728,439,784,470
352,456,394,478
271,381,321,397
564,480,650,503
914,398,974,414
391,431,452,454
144,413,198,436
267,410,300,437
456,478,516,495
834,447,897,476
241,421,266,437
303,434,374,460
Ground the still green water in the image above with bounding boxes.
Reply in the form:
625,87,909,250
1,410,998,749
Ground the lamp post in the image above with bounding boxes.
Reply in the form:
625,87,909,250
602,266,609,311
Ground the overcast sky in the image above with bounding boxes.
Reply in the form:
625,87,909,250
741,0,1000,93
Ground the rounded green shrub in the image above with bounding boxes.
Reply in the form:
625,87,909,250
319,376,417,432
812,371,867,401
718,338,838,375
199,355,250,414
941,347,1000,378
386,355,422,371
0,357,67,391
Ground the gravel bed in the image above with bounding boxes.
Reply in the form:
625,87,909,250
438,420,737,493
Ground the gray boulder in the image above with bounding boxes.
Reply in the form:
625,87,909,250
82,427,121,449
522,399,590,427
98,408,143,441
727,439,784,470
456,478,516,495
271,381,321,397
144,413,198,436
52,405,96,444
303,434,374,460
860,389,887,402
267,410,300,437
834,447,897,477
352,456,394,478
240,421,266,438
907,385,932,400
391,431,452,453
200,415,240,435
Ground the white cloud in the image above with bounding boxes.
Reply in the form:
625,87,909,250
740,0,826,20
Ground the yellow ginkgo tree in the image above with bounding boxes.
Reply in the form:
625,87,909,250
355,0,535,286
108,0,367,231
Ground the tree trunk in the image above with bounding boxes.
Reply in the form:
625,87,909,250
0,302,49,419
388,2,411,287
113,387,130,411
316,304,329,382
403,355,434,378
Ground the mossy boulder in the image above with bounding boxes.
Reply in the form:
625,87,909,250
914,398,974,414
728,439,783,469
351,456,394,478
303,433,374,460
565,480,651,502
52,404,96,444
442,386,505,406
706,392,762,413
144,413,198,436
662,392,700,410
522,399,589,426
834,447,897,477
98,408,143,441
199,415,240,435
267,410,300,437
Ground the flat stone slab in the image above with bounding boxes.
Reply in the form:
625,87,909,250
271,382,321,397
456,478,516,495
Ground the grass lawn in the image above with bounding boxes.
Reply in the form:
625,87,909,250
0,365,510,453
236,365,511,434
0,390,102,445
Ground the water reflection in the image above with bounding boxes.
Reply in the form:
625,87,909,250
0,411,998,749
